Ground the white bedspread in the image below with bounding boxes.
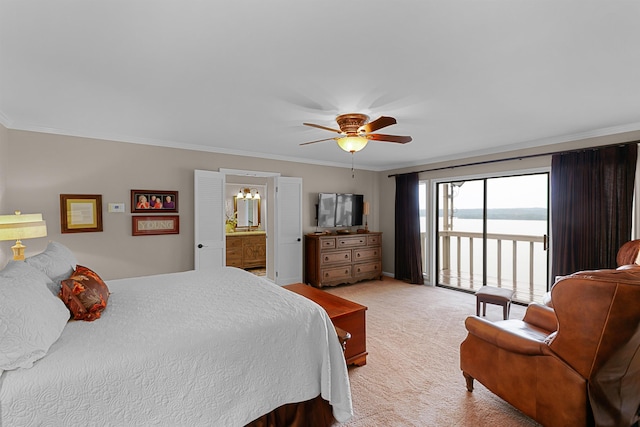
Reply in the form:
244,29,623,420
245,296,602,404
0,268,352,426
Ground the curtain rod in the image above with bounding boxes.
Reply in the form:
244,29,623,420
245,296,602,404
387,141,639,178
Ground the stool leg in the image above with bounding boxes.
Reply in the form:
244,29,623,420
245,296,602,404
476,298,480,316
503,302,509,320
483,302,486,316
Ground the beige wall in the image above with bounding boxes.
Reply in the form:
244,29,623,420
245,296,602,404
379,130,640,276
4,127,640,280
3,129,378,279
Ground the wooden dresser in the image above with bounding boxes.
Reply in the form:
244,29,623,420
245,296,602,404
226,233,266,269
304,232,382,288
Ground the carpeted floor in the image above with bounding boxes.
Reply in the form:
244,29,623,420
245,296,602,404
324,276,542,427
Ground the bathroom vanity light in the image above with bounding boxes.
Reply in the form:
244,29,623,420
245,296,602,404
237,188,260,200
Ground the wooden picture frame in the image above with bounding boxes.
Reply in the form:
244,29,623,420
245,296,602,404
60,194,103,233
132,215,180,236
131,190,178,213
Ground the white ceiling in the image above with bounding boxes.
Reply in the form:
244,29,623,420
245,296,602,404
2,1,640,171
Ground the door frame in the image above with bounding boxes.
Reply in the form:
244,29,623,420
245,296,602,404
427,167,550,295
220,168,281,282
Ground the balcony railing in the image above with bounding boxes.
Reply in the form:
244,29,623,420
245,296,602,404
427,230,548,304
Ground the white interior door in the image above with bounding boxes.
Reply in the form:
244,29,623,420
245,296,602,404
194,170,225,270
274,176,303,285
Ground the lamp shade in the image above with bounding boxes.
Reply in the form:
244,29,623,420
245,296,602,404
363,202,370,216
0,211,47,260
0,212,47,241
337,136,368,153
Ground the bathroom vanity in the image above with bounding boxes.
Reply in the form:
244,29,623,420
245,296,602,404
226,231,266,269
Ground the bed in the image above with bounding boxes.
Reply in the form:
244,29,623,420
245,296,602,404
0,242,353,426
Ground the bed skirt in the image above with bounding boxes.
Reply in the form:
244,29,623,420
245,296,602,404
246,395,336,427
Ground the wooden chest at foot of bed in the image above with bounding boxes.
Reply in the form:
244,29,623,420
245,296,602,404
284,283,368,366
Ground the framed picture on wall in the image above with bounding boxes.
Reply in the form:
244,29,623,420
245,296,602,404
60,194,103,233
132,215,180,236
131,190,178,213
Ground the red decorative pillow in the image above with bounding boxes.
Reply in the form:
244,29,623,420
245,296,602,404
59,265,110,321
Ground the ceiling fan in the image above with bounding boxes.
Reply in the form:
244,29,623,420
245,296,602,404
301,113,412,153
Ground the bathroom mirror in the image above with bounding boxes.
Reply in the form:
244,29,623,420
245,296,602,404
234,197,261,228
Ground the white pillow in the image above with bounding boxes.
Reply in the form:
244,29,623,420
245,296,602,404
25,241,77,295
0,261,70,370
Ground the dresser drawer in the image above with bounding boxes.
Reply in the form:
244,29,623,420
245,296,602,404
322,265,352,281
353,261,381,277
320,238,336,249
321,250,351,265
337,236,367,248
367,235,381,246
353,247,380,262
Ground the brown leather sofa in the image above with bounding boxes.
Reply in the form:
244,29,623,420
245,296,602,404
460,265,640,427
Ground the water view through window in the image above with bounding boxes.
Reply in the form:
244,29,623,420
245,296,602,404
422,174,549,303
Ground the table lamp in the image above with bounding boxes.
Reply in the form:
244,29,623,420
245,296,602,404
0,211,48,261
363,202,370,232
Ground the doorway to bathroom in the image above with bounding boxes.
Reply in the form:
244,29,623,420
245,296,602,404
194,168,303,285
225,181,268,276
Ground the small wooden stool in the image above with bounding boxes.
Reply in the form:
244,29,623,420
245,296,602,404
475,286,515,320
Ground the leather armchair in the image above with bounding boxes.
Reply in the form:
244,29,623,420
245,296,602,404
543,239,640,307
616,239,640,266
460,266,640,427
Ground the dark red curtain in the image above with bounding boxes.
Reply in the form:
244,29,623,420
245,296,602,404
550,143,637,280
394,172,424,284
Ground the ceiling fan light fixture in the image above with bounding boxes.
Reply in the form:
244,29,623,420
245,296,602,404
337,136,368,153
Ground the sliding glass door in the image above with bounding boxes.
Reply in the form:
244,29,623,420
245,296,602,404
435,173,549,303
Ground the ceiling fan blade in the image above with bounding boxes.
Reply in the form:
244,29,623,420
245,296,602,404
299,137,337,146
367,133,413,144
358,116,397,133
303,122,343,134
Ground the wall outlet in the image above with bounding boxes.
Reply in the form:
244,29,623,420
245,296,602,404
108,203,125,213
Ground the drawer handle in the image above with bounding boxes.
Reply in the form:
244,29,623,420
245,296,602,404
324,257,329,261
325,273,329,277
357,268,361,272
345,269,349,274
345,254,349,258
357,253,360,257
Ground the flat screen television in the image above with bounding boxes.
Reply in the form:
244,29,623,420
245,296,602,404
317,193,364,227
